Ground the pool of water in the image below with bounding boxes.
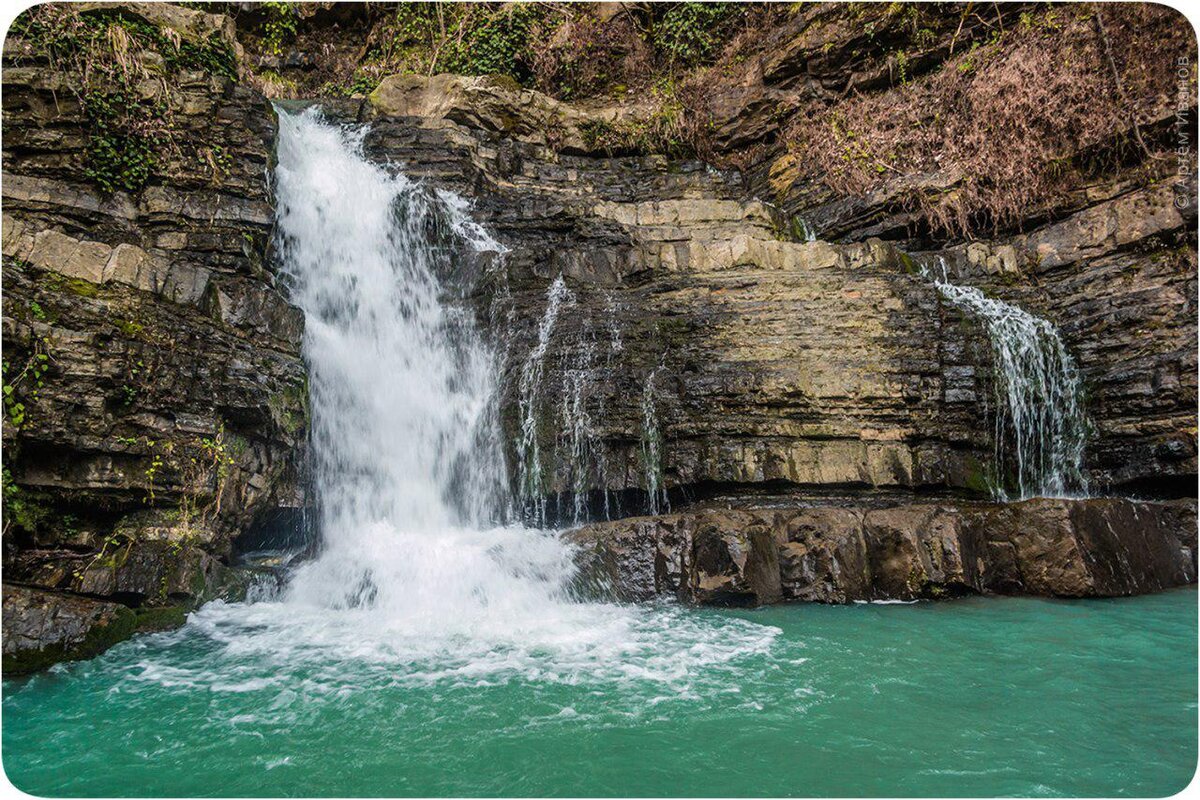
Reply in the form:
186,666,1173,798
3,588,1195,797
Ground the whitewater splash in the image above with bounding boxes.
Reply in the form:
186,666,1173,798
924,259,1089,499
161,107,777,689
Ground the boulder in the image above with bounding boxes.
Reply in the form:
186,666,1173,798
2,585,136,674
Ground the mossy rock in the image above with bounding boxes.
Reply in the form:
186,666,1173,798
134,605,188,632
1,585,138,675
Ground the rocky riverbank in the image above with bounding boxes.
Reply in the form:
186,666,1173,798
567,497,1198,605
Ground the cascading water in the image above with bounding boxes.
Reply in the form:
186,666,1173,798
554,324,605,525
169,107,773,684
641,366,670,515
924,259,1089,499
516,274,574,525
273,107,532,616
515,278,623,526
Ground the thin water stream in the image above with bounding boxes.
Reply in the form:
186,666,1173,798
924,259,1090,499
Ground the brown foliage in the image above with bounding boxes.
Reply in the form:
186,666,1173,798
527,7,653,100
785,3,1197,237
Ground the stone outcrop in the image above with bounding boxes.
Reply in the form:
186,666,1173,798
567,497,1198,606
2,3,305,668
1,584,196,674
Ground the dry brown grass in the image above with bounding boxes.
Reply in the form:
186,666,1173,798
527,7,653,100
784,3,1196,237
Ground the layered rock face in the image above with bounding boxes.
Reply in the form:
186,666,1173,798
568,497,1198,605
1,3,1195,671
332,12,1196,606
2,3,305,671
334,67,1196,521
731,4,1199,495
343,76,999,522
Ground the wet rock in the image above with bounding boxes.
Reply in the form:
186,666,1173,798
2,585,137,674
3,2,305,548
569,498,1197,605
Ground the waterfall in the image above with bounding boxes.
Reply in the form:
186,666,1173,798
272,108,580,619
554,324,602,525
79,105,778,691
924,259,1089,499
515,281,624,526
795,216,818,243
640,366,670,515
515,275,574,524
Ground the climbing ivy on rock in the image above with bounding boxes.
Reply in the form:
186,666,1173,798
10,4,237,194
653,3,743,68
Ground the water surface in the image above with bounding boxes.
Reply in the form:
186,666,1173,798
4,588,1195,797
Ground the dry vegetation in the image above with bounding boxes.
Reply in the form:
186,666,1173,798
783,3,1197,236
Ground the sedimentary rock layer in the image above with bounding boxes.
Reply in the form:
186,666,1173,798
567,497,1199,606
347,72,1196,513
2,3,305,660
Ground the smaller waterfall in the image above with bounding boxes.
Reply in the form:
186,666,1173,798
924,259,1089,499
515,283,632,525
795,216,819,243
516,275,574,523
640,366,670,515
554,325,606,525
605,292,624,355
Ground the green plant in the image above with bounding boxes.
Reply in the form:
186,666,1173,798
1,467,50,536
11,5,238,194
2,340,51,430
72,531,133,584
120,358,145,408
654,3,741,68
441,3,547,83
260,1,299,56
143,441,164,504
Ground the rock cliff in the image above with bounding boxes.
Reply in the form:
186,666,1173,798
2,3,305,672
347,64,1196,517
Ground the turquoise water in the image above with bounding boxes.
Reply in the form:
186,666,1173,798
4,588,1196,797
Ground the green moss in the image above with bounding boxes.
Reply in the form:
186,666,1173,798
1,603,137,675
43,273,101,298
268,382,309,435
652,317,691,350
2,467,53,535
134,605,188,632
113,317,145,338
960,454,993,495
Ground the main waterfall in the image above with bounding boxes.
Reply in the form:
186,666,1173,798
205,107,775,678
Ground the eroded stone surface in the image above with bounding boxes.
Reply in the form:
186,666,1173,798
568,498,1198,605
